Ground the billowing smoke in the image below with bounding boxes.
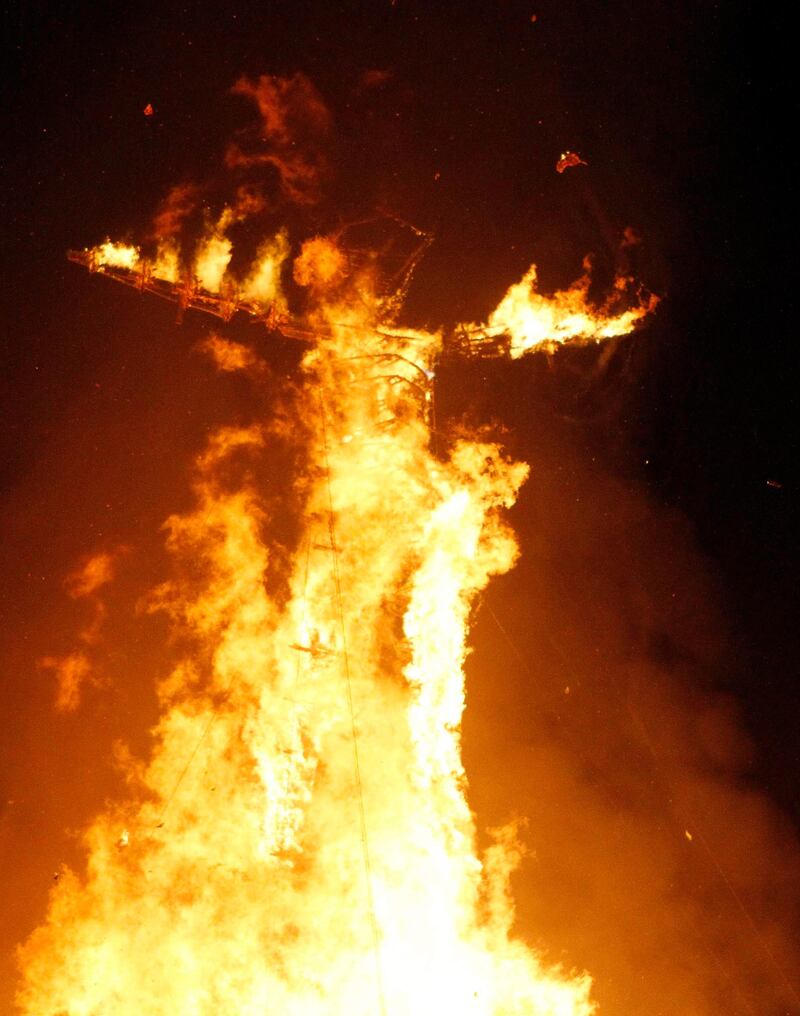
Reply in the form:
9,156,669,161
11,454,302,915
226,73,332,206
461,411,800,1015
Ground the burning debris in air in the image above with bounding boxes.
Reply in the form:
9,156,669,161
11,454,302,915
556,150,587,174
16,74,662,1015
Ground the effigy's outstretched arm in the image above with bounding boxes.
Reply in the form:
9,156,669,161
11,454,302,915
67,231,658,360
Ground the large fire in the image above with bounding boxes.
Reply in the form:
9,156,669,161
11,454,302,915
16,81,659,1015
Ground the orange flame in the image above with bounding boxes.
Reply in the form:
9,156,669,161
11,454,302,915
16,224,661,1012
38,550,124,712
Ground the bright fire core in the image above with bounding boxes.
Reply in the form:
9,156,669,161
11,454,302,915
17,216,656,1013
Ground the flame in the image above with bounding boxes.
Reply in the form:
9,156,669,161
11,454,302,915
194,211,234,293
152,241,180,284
476,258,658,358
240,230,290,310
78,221,294,317
94,241,141,271
38,651,93,713
14,230,662,1013
64,550,119,598
198,334,266,375
37,550,124,712
294,235,346,291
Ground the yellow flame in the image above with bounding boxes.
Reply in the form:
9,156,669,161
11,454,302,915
481,260,657,357
151,241,181,284
194,211,234,293
13,235,660,1014
94,241,141,271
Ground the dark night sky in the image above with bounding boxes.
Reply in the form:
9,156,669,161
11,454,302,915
1,1,798,1012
